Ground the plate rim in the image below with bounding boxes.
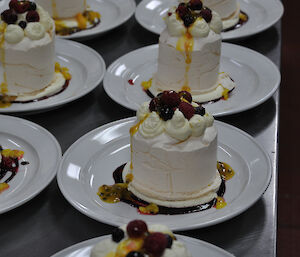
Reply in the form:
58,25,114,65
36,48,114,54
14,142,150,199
103,43,281,116
0,38,106,114
51,234,235,257
57,117,272,231
135,0,284,40
0,114,62,214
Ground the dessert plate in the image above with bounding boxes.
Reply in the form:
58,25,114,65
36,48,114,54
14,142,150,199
51,234,234,257
0,39,106,113
103,43,280,117
0,115,61,214
135,0,284,40
57,117,272,231
0,0,136,40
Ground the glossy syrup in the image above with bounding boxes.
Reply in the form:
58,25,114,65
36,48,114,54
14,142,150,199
222,11,249,33
98,162,234,215
0,145,28,193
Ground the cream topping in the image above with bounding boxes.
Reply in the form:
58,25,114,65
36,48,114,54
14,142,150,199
4,25,24,44
165,6,222,37
24,22,45,40
139,112,165,138
136,101,215,141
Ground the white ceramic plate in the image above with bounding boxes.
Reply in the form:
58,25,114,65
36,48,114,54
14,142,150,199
103,43,280,117
51,234,235,257
135,0,284,40
57,117,272,231
0,39,106,113
0,114,61,214
0,0,136,40
59,0,136,40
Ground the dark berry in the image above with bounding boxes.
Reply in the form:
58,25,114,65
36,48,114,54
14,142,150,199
195,106,206,116
28,2,36,11
126,251,144,257
161,91,180,108
178,102,195,120
26,10,39,22
176,4,189,19
149,97,160,112
13,1,30,14
158,105,175,121
144,232,167,257
1,9,17,24
200,8,212,23
182,15,195,27
127,220,148,238
178,91,192,103
165,234,173,249
9,0,18,10
18,20,27,29
157,92,163,98
112,228,124,243
189,0,203,10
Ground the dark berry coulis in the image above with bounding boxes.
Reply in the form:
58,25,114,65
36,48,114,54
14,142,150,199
98,162,234,215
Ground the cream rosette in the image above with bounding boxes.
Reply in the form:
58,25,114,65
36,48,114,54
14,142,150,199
165,6,222,38
165,110,192,141
139,112,165,138
137,101,150,121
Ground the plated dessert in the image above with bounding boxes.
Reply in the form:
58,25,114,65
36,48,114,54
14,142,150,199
142,0,236,104
35,0,101,36
201,0,248,31
98,91,234,215
0,0,71,108
0,145,28,193
91,220,192,257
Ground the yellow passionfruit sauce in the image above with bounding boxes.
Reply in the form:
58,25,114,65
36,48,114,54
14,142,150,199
139,203,159,215
177,32,194,92
215,196,227,209
217,161,235,181
141,78,152,91
222,88,229,100
239,12,248,22
1,149,24,159
0,183,9,193
129,114,149,169
97,183,128,203
55,62,71,80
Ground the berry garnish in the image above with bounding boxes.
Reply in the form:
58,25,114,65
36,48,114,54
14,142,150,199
1,9,17,24
18,20,27,29
176,4,190,19
112,228,125,243
9,0,18,10
178,91,192,103
149,97,160,112
26,10,39,22
126,251,144,257
165,234,173,249
182,15,195,27
161,90,180,108
13,1,30,14
158,105,175,121
127,220,148,238
195,106,205,116
28,2,36,11
179,102,195,120
144,232,167,257
189,0,203,10
200,8,212,23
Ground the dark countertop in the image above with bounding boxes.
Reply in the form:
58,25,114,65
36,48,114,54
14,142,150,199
0,0,281,256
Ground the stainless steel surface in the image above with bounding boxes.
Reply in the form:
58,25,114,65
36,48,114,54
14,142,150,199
0,1,280,256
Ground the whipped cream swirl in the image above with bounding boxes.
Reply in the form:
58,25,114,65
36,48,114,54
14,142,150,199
136,101,215,141
165,8,222,37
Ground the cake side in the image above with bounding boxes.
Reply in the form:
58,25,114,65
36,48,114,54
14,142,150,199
0,1,55,95
127,91,221,207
